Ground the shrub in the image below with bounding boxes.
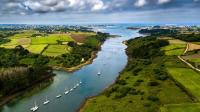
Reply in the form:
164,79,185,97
104,85,119,97
116,79,127,85
114,86,131,99
147,95,159,102
147,81,159,86
132,67,142,75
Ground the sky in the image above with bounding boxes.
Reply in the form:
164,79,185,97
0,0,200,24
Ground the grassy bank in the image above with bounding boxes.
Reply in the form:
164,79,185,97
80,36,194,112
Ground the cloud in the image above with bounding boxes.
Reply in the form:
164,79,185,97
91,0,108,11
0,0,200,16
21,0,108,13
158,0,171,4
134,0,147,7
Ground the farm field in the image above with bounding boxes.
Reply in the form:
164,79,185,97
161,38,186,56
69,31,95,43
168,39,186,44
165,49,185,56
0,32,80,56
26,44,48,54
42,45,71,57
187,43,200,51
31,34,74,44
160,103,200,112
167,67,200,100
188,58,200,63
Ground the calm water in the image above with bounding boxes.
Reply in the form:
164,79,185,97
1,24,141,112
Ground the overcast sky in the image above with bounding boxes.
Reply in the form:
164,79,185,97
0,0,200,24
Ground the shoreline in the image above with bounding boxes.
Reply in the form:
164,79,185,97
78,40,128,112
0,75,54,107
0,40,104,108
51,51,98,72
78,69,125,112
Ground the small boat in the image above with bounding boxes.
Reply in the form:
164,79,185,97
30,101,38,112
43,96,50,105
56,94,62,98
79,81,82,84
64,90,69,94
70,88,73,92
76,83,79,86
97,71,101,75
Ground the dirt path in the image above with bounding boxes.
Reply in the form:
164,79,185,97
184,43,189,54
178,42,200,72
178,56,200,72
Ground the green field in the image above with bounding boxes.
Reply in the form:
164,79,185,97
26,44,47,54
161,38,186,56
160,103,200,112
188,58,200,63
10,31,35,39
167,67,200,100
165,49,185,56
42,45,71,57
31,34,74,44
81,57,192,112
1,33,74,56
19,58,35,65
161,44,186,51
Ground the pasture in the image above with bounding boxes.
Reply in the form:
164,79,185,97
160,103,200,112
31,34,74,44
167,67,200,100
42,45,71,57
26,44,47,54
161,38,186,56
188,58,200,63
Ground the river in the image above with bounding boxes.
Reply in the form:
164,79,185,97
1,24,142,112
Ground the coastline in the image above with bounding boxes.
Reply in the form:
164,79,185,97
78,39,128,112
51,51,98,72
0,39,105,108
78,68,125,112
0,51,98,108
0,74,54,107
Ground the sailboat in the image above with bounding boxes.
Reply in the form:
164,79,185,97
43,96,50,105
73,85,77,89
64,88,69,95
30,101,38,111
69,88,74,92
76,83,80,87
56,94,62,98
97,71,101,76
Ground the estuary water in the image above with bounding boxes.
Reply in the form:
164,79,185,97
1,24,141,112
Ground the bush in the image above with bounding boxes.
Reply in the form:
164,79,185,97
147,81,159,86
116,79,127,85
153,68,168,81
147,95,159,102
132,67,142,75
133,81,141,86
114,86,131,99
104,85,119,97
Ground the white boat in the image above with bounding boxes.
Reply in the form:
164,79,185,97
64,90,69,94
70,88,73,92
43,96,50,105
73,85,77,89
30,101,38,112
79,81,82,84
97,71,101,75
76,83,79,86
56,94,62,98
